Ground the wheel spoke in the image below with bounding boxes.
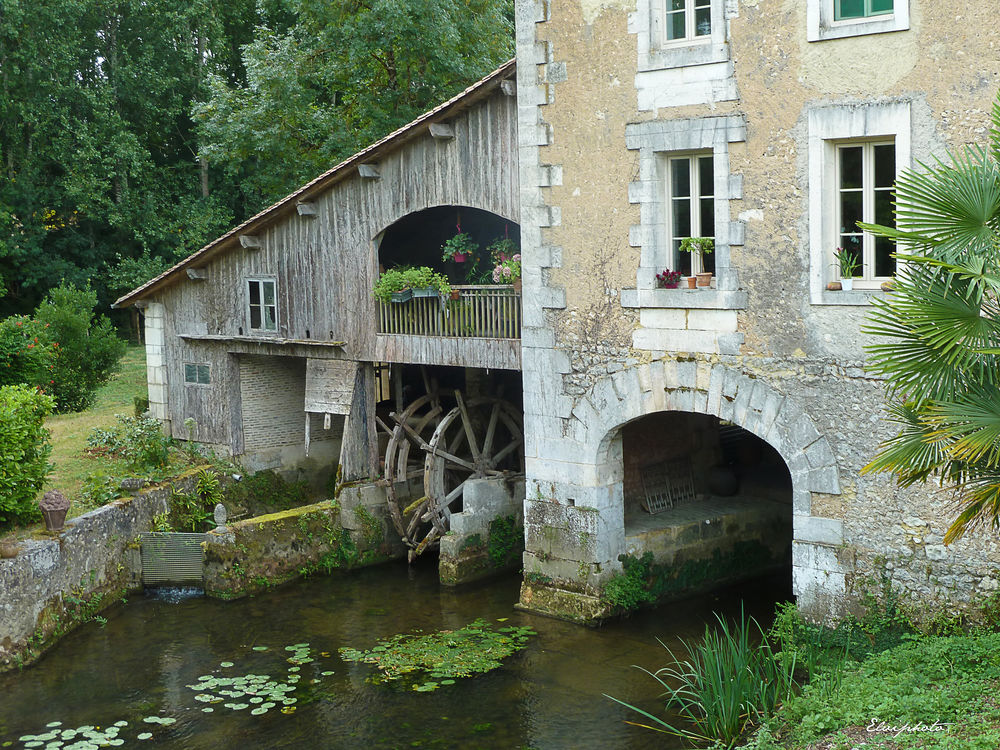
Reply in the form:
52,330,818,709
489,436,523,467
482,402,501,459
455,390,482,463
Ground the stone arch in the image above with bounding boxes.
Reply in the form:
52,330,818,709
557,358,848,617
578,359,841,514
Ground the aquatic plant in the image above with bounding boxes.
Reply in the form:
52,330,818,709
605,608,797,748
339,618,536,691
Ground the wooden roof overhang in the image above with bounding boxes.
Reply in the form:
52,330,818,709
113,59,517,309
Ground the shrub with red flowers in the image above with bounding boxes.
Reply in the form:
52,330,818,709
655,269,683,288
0,316,56,389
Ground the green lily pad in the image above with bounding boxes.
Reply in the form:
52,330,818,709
251,708,268,716
220,661,234,668
137,733,153,740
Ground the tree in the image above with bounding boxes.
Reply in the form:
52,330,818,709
193,0,515,209
34,283,127,412
862,96,1000,543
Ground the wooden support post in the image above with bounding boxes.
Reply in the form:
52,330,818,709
338,362,378,481
304,412,311,457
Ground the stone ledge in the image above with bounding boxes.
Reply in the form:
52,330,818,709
622,288,748,309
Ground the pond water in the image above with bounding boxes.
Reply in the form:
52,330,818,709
0,561,790,749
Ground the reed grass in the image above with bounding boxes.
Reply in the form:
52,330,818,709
606,607,797,748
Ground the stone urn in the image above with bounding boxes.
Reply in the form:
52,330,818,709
38,489,71,532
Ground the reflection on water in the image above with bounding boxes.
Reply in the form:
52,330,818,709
0,560,790,749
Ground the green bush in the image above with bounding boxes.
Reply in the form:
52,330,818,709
223,469,310,517
87,414,170,470
0,316,56,389
0,384,55,530
34,283,126,412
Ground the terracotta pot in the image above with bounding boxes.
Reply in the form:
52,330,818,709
513,278,522,293
686,276,697,289
449,289,461,301
452,253,467,263
827,281,843,291
0,539,19,559
696,272,713,287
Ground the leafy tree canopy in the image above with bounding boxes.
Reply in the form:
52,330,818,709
862,94,1000,543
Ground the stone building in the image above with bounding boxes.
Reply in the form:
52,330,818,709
118,1,1000,623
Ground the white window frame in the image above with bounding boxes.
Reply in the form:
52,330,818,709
666,153,716,276
808,101,911,304
183,362,211,386
633,0,728,72
834,140,896,285
661,0,712,45
246,276,279,333
807,0,908,41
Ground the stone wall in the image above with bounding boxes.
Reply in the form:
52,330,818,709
0,472,199,672
513,0,1000,623
202,484,405,599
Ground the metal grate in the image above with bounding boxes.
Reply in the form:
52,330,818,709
640,460,696,514
140,532,208,586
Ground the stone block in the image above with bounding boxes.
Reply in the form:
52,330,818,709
794,515,844,545
805,437,836,469
807,465,841,494
686,309,737,332
639,308,687,329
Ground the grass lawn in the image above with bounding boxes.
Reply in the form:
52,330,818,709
43,345,148,517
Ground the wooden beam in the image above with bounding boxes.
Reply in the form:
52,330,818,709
186,268,208,281
429,123,454,140
358,163,380,180
296,201,317,217
500,79,516,96
239,234,261,249
134,299,150,310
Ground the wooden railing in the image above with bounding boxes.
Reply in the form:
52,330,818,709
377,285,521,339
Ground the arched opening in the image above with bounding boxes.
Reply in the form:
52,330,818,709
378,205,520,285
619,411,793,598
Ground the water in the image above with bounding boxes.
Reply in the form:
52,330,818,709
0,561,790,749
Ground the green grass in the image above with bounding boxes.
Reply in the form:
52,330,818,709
43,345,149,512
740,632,1000,749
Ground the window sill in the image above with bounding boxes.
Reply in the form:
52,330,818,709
809,14,908,41
814,289,885,306
639,40,729,72
621,287,748,310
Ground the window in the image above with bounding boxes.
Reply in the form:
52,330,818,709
836,142,896,281
835,0,892,21
664,0,711,42
184,363,211,385
246,278,278,332
668,154,715,276
807,101,910,304
808,0,908,41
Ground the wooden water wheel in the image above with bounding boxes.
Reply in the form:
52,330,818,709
382,384,451,548
408,391,524,561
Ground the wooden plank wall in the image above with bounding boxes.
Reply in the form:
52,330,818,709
156,88,519,454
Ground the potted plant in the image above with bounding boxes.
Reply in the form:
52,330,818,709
441,232,478,263
834,247,859,291
374,267,451,302
655,269,683,289
679,237,715,286
411,266,452,298
492,253,522,291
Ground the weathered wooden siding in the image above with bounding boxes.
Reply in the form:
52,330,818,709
156,87,519,453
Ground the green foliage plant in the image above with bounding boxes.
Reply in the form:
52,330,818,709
339,618,536,692
0,317,56,389
861,92,1000,542
602,552,657,612
34,283,126,412
87,415,170,471
606,608,797,748
440,232,479,262
0,384,55,530
486,514,522,565
372,266,451,302
833,247,859,279
678,236,715,256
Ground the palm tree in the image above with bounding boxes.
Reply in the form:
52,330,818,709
861,96,1000,544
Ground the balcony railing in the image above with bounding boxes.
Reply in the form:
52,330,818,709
377,285,521,339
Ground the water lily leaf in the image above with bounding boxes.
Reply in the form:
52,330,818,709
321,671,334,676
252,646,269,651
137,733,153,740
251,708,268,716
201,708,214,713
220,661,234,668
